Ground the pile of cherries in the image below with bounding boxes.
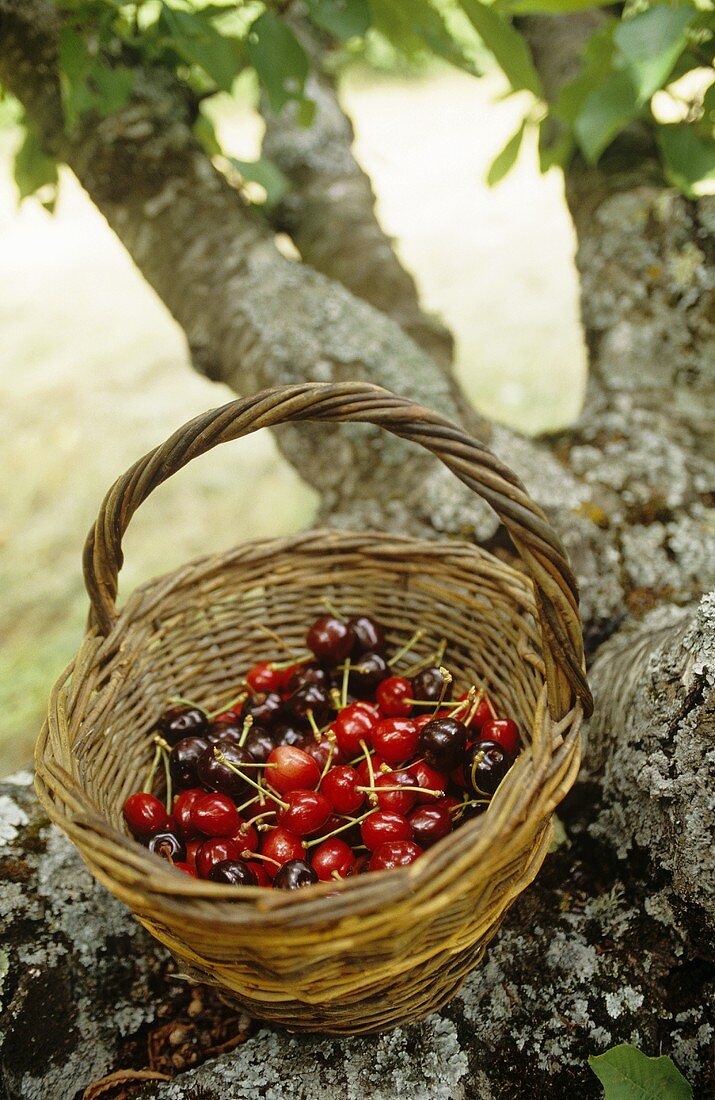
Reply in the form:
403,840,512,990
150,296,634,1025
122,612,520,892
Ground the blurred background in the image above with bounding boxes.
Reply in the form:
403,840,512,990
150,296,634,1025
0,60,586,774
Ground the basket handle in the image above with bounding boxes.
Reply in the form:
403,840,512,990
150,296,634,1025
83,382,592,719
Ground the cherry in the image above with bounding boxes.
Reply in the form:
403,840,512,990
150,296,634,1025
207,859,258,886
333,704,377,756
195,837,243,878
157,703,208,745
309,812,344,841
208,720,243,745
303,736,344,772
350,652,388,697
243,726,280,763
247,662,286,694
406,760,447,803
284,683,331,727
311,838,355,881
464,695,493,732
173,861,196,877
246,862,271,887
192,793,240,837
376,677,414,717
361,810,413,851
418,716,468,770
481,718,519,755
146,830,186,863
321,765,364,814
372,770,419,815
348,615,386,656
197,743,252,800
368,840,423,872
173,788,204,839
372,718,419,766
306,615,355,666
228,816,259,853
411,667,452,703
408,804,452,848
277,790,332,836
352,854,371,875
274,724,307,749
240,692,283,728
123,793,170,837
287,662,331,693
260,827,305,876
273,859,319,890
266,745,321,794
356,753,388,786
169,736,211,788
185,838,202,873
464,740,511,797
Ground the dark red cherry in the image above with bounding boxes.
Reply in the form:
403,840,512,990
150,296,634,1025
169,736,211,788
195,837,242,878
173,788,204,839
273,858,319,890
321,765,364,814
302,736,343,771
481,718,519,755
372,770,419,814
192,792,240,837
411,667,452,703
207,720,243,745
197,743,252,800
266,745,322,794
372,718,419,766
240,692,283,727
260,827,305,876
376,677,414,717
348,615,386,656
306,615,355,666
333,703,377,756
311,838,355,881
464,740,511,797
274,724,307,749
123,793,170,837
157,703,208,745
418,716,468,770
350,652,388,697
146,830,186,863
408,804,452,848
287,662,331,693
277,790,332,836
207,859,258,886
368,840,423,872
361,810,413,851
284,683,331,727
243,726,280,763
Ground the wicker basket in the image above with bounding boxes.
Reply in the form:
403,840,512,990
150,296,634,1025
36,381,592,1035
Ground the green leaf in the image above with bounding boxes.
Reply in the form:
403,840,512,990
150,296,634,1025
554,21,616,125
14,123,59,209
91,65,135,116
305,0,371,40
459,0,542,95
589,1044,693,1100
502,0,615,12
372,0,481,76
247,12,309,113
659,124,715,198
193,109,222,157
229,156,290,208
538,119,574,172
574,69,640,163
58,26,95,127
487,119,526,185
614,5,696,105
159,4,242,91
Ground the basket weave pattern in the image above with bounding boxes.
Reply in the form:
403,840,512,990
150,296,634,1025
36,382,591,1034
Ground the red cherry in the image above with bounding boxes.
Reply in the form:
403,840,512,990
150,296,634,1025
306,615,355,666
246,861,272,887
333,704,378,756
228,816,259,853
361,810,413,851
376,677,414,717
356,753,388,786
173,861,197,877
372,770,419,814
185,838,202,872
413,713,435,733
122,793,170,838
321,765,365,814
260,827,305,877
302,736,344,772
406,760,447,803
195,837,242,878
311,838,355,881
277,790,332,836
408,804,453,847
481,718,519,755
368,840,423,872
372,718,419,766
172,789,204,839
266,745,321,794
247,662,286,694
466,696,493,732
437,795,462,815
310,813,344,840
210,710,241,726
192,793,240,837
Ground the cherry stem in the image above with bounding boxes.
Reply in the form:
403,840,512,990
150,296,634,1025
388,629,425,668
401,637,447,678
142,743,163,794
319,742,336,781
167,695,202,710
208,690,248,720
270,655,311,670
304,807,376,848
341,659,351,708
152,734,172,752
330,688,344,712
235,793,261,814
238,714,254,747
433,666,453,714
242,850,282,867
160,743,172,813
322,596,342,618
357,784,444,797
244,810,277,828
407,698,464,708
359,740,377,805
465,689,490,727
306,709,321,741
213,748,288,809
257,623,302,657
451,688,477,722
